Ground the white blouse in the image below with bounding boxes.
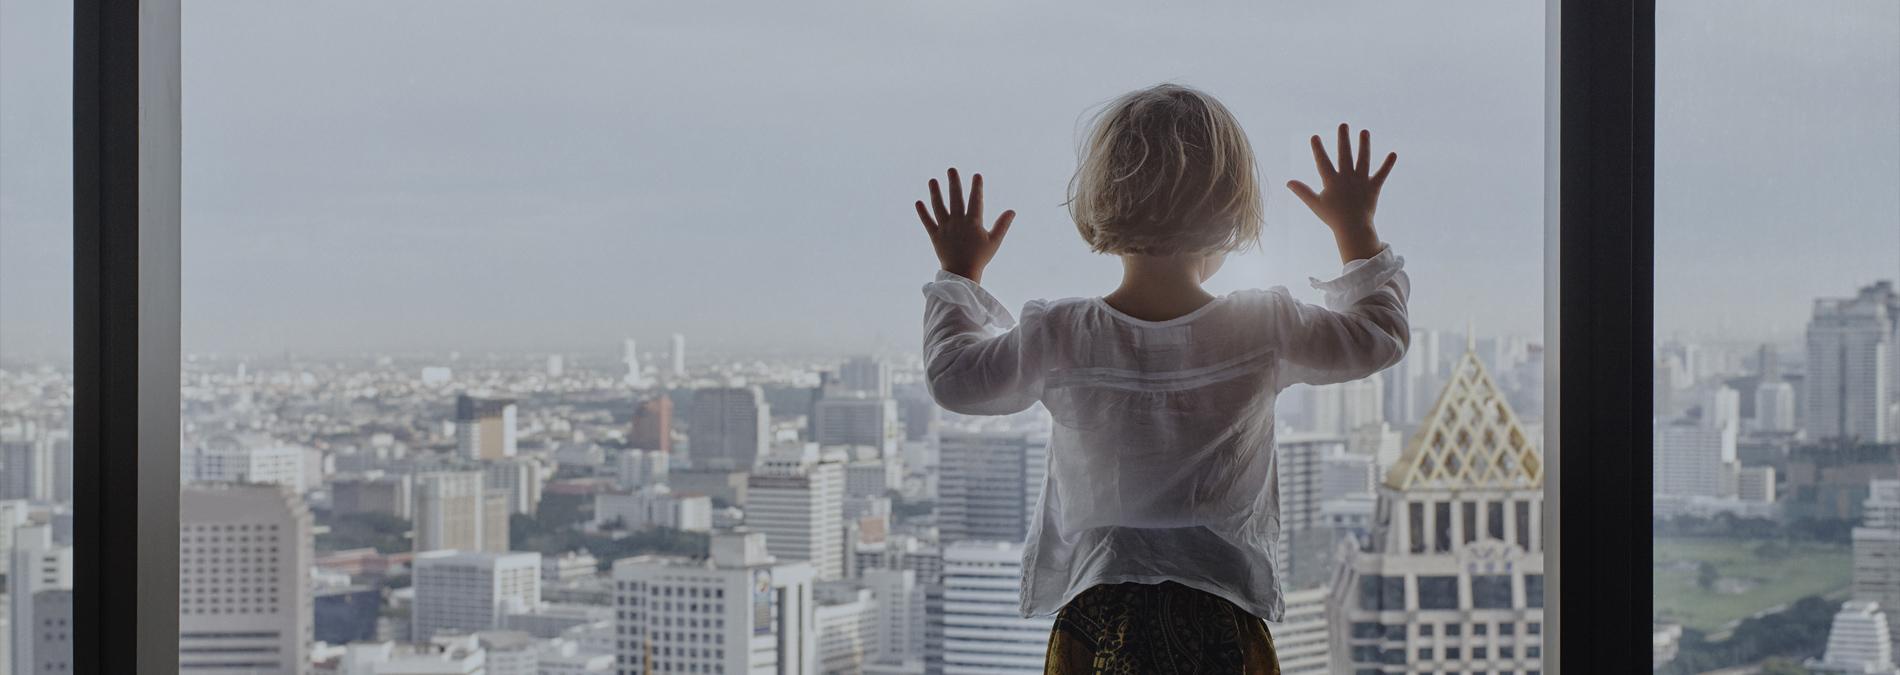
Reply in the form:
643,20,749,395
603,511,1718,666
920,245,1409,622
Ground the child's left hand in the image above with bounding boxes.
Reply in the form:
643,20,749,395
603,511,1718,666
915,168,1015,284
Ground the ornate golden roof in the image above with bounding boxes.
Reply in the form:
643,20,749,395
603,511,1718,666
1384,345,1542,491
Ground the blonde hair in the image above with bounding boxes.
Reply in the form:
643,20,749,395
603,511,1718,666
1066,84,1263,256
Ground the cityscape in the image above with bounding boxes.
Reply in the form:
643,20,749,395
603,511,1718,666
0,319,1549,675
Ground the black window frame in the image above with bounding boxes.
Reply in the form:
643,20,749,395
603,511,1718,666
71,0,1653,670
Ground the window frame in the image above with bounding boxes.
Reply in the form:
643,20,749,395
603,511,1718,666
70,0,1655,671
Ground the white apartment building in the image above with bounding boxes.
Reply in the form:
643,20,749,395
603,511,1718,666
748,446,846,581
11,525,72,675
596,486,714,533
412,550,542,642
413,471,509,553
619,448,671,490
485,457,551,516
814,585,874,675
1653,419,1737,498
178,482,313,675
1328,344,1545,675
1756,379,1799,432
187,435,306,489
339,634,486,675
935,541,1052,675
1855,481,1900,645
1808,601,1899,674
1267,586,1330,674
611,532,819,675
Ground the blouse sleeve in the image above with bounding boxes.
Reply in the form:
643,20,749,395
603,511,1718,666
921,270,1048,416
1270,244,1412,390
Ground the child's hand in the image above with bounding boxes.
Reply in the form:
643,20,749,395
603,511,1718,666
1287,123,1395,264
915,168,1015,284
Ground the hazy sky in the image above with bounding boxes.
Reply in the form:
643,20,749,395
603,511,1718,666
3,1,1895,360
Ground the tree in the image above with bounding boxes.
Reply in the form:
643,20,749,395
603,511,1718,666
1698,561,1719,591
1760,657,1809,675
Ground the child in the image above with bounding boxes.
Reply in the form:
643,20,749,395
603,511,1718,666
913,84,1408,674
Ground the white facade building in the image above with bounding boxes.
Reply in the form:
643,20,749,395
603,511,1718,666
1808,601,1899,674
814,585,875,675
936,432,1047,545
1653,419,1737,498
749,446,846,581
595,486,714,533
10,525,71,675
187,435,306,489
611,532,819,675
845,458,902,499
618,449,670,490
413,471,509,553
1756,379,1798,432
485,457,550,516
178,482,313,675
411,550,542,642
1267,586,1330,674
937,541,1052,675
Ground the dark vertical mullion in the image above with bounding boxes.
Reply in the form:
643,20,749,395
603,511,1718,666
1558,0,1654,670
74,0,180,673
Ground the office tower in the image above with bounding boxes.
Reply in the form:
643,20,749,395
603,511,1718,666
937,431,1048,544
899,396,940,442
2,432,53,501
1308,377,1385,435
630,395,674,453
485,458,549,516
749,445,847,581
456,395,519,460
177,482,313,675
813,394,901,455
672,333,687,376
861,569,926,671
1808,282,1900,442
1384,327,1442,425
187,435,306,488
31,589,73,675
10,525,71,675
933,541,1053,674
332,472,414,520
315,586,383,646
1653,419,1737,498
1757,379,1799,433
1854,480,1900,645
611,532,818,675
1277,433,1350,589
844,459,900,499
1736,466,1777,503
1703,385,1741,432
1328,342,1545,675
1265,586,1330,674
1807,602,1899,674
1760,343,1782,381
411,550,542,642
814,583,874,674
624,338,646,387
413,471,509,553
840,357,893,399
45,431,71,503
690,387,771,471
547,354,564,378
618,448,671,491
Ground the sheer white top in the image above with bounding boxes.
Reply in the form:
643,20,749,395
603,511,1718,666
920,245,1409,621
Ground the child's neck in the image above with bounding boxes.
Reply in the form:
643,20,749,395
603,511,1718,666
1102,254,1218,322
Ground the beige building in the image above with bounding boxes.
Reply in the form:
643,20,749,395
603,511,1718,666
456,394,518,461
179,482,314,675
1327,343,1545,675
413,471,509,553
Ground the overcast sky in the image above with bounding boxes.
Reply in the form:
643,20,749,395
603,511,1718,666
3,1,1896,361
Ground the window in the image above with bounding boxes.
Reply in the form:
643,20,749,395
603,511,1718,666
1418,576,1459,610
1471,576,1513,609
1420,623,1435,637
1410,502,1427,553
1463,501,1478,544
1524,574,1543,609
1436,502,1454,552
1487,501,1505,541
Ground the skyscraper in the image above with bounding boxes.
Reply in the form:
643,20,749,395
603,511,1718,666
456,395,519,460
931,541,1052,674
690,387,771,471
812,393,900,454
611,532,819,675
11,525,71,675
839,357,893,399
937,431,1048,545
1653,418,1737,498
630,395,674,453
672,333,687,377
624,338,647,387
1807,282,1900,442
749,445,847,581
413,471,509,553
411,550,541,642
2,431,53,501
1852,480,1900,645
485,457,549,516
1757,380,1798,432
178,482,313,675
1327,343,1545,675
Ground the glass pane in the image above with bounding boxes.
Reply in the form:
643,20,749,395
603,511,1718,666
1653,3,1900,673
182,3,1545,673
0,0,77,672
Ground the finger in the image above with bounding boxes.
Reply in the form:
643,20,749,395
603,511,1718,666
947,168,965,217
1370,152,1398,188
929,179,950,224
915,201,939,235
1337,123,1352,175
990,210,1016,244
969,173,984,222
1286,180,1321,211
1309,136,1337,181
1357,130,1371,179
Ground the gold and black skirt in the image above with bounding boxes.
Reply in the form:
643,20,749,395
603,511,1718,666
1045,580,1280,675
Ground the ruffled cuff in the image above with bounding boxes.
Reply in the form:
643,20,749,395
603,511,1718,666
1308,244,1405,312
925,269,1017,330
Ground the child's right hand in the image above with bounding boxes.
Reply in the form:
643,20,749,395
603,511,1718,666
1287,123,1395,264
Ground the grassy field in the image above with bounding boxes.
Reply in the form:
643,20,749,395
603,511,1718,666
1653,537,1851,633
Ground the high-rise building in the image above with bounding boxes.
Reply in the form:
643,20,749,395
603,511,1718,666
630,395,675,453
937,431,1048,545
931,541,1052,674
844,458,901,499
618,448,671,490
840,357,893,399
485,458,550,516
749,445,847,581
1853,480,1900,645
32,589,73,675
332,472,413,520
625,338,645,387
1308,377,1385,436
187,435,306,488
814,394,901,456
860,569,926,672
691,387,771,471
2,432,53,501
1328,343,1545,675
413,471,509,553
1654,419,1737,498
11,525,71,675
1807,601,1899,674
411,550,541,642
1757,379,1798,433
1266,586,1330,674
547,354,565,378
1383,328,1443,425
611,532,819,675
1808,282,1900,442
814,584,875,675
672,334,687,377
456,395,519,461
177,482,313,675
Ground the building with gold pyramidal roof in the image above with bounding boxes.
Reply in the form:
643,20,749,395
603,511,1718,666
1325,337,1546,675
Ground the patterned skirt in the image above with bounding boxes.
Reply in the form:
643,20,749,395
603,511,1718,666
1044,580,1280,675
